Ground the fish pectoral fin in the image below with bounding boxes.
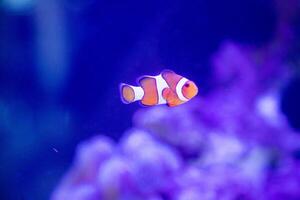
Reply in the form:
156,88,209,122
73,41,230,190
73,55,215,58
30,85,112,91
166,96,180,107
167,101,177,107
162,88,177,107
167,98,184,107
162,88,172,100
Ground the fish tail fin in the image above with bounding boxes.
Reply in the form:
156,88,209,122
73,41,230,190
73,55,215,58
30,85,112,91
119,83,144,104
120,83,135,104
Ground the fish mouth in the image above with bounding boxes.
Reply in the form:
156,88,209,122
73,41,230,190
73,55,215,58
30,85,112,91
192,82,199,97
194,86,199,97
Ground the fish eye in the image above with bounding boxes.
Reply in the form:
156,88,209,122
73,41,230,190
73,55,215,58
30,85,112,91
184,83,190,88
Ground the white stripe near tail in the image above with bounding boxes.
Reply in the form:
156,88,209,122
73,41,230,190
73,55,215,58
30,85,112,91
120,83,144,104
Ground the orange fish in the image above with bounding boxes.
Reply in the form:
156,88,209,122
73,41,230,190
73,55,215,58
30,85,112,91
120,70,198,107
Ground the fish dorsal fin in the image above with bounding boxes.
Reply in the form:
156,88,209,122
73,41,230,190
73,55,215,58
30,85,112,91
161,69,175,76
161,69,183,92
138,75,158,106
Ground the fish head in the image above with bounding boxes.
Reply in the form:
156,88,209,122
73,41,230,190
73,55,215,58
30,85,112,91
182,80,198,100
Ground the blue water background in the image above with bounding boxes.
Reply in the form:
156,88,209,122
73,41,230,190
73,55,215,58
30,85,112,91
0,0,299,199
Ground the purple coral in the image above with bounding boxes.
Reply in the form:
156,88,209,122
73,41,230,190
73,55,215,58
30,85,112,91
52,130,183,200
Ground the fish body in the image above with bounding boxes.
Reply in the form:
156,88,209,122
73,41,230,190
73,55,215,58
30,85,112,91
120,70,198,107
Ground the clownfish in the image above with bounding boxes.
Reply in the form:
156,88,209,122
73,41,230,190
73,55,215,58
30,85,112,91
120,70,198,107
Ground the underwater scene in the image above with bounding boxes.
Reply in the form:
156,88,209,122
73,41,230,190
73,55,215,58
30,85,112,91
1,0,300,199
